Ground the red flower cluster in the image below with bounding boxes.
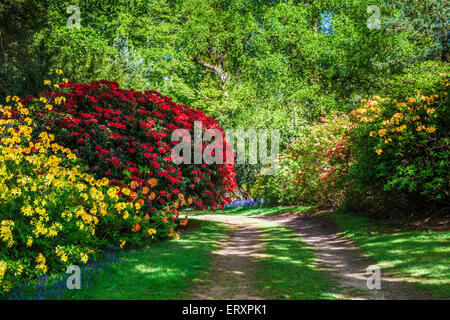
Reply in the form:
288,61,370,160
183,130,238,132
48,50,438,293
20,80,236,214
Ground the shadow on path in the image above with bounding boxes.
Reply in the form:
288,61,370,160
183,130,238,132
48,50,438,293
190,216,266,300
261,213,431,300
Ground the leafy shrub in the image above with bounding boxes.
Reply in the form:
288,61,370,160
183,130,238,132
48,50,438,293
252,112,355,208
0,110,176,292
348,72,449,213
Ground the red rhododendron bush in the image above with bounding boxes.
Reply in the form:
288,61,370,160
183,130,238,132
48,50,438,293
0,79,236,292
15,80,236,220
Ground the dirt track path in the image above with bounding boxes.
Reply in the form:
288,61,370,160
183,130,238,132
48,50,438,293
190,216,266,300
191,214,430,300
261,212,430,300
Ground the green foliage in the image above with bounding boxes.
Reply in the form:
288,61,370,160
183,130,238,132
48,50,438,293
1,0,449,213
1,0,433,128
252,111,354,207
385,0,449,62
348,72,449,214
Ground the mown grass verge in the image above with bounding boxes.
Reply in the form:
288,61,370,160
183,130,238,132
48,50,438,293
185,205,310,217
324,212,450,299
4,219,233,300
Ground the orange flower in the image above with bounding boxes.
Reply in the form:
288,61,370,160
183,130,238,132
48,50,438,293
149,192,156,201
142,186,149,194
148,178,157,188
138,198,145,206
130,181,138,190
132,223,141,232
188,198,193,204
144,214,150,220
130,192,138,201
178,194,186,205
173,233,180,240
162,217,168,224
168,229,174,237
179,216,188,226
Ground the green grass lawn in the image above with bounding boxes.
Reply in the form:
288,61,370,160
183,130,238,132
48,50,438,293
62,219,233,300
9,206,446,300
253,223,337,299
325,213,450,299
186,205,310,217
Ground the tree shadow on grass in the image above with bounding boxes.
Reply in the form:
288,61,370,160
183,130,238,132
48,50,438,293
354,232,450,299
253,225,338,300
334,214,450,299
64,220,232,300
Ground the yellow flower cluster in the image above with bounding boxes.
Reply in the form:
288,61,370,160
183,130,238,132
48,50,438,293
0,103,143,290
35,253,47,274
55,246,69,262
147,228,157,239
355,77,446,156
0,220,15,248
0,260,7,287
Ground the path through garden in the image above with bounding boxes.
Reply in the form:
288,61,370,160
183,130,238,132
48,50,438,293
191,213,430,300
190,221,265,300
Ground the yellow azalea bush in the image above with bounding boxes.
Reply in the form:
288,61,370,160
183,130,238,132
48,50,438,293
0,107,178,292
348,73,449,210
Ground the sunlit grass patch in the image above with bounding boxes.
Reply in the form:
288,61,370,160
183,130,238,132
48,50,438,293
330,213,450,299
39,219,232,300
253,224,337,300
186,205,311,217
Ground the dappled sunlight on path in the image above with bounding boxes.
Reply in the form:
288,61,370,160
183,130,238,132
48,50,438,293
190,218,266,300
192,213,432,300
261,213,431,300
